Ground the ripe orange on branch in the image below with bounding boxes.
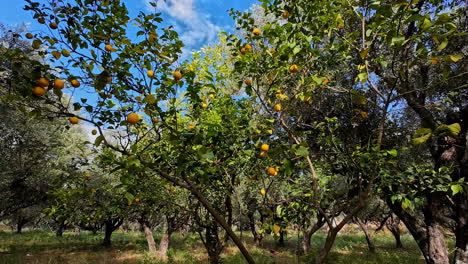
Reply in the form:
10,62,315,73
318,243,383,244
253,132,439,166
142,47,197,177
252,28,261,36
173,71,182,81
71,79,80,88
261,144,269,152
289,64,299,73
53,79,65,90
32,86,46,96
69,117,79,124
273,104,282,112
127,113,140,124
37,78,49,88
245,79,252,86
268,167,278,176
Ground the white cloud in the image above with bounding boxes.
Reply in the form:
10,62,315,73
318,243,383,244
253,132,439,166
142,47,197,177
144,0,222,57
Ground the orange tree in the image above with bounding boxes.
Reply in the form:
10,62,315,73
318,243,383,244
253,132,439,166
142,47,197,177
19,0,262,262
227,0,466,263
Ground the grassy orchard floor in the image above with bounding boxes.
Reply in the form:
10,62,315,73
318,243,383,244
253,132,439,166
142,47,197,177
0,227,448,264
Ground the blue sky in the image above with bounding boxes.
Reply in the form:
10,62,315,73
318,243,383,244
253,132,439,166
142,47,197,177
0,0,255,53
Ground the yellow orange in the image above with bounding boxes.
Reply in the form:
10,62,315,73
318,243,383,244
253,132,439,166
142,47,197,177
105,44,113,52
49,22,58,29
127,113,140,124
268,167,277,176
69,117,79,124
245,79,252,86
91,129,98,135
37,77,50,88
273,104,282,112
282,11,290,19
71,79,80,88
147,70,154,78
261,144,269,152
289,64,299,73
53,79,65,90
260,188,266,196
25,33,33,39
252,28,261,36
32,86,46,96
173,71,182,81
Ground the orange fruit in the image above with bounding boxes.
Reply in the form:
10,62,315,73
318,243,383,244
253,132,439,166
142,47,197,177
209,94,215,99
49,22,58,29
147,70,154,78
84,173,91,179
261,143,269,152
25,33,33,39
282,11,290,19
127,113,140,124
259,151,267,157
69,117,79,124
240,48,246,55
252,28,261,36
105,44,113,52
289,64,299,73
91,129,98,135
32,86,46,96
71,79,80,88
202,103,208,109
53,79,65,90
273,104,282,112
244,79,252,86
268,167,277,176
244,44,253,50
38,18,45,24
260,189,266,196
173,71,182,81
37,77,50,88
135,198,141,203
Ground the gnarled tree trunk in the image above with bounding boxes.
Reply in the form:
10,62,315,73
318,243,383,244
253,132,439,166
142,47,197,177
102,218,123,247
302,215,325,253
142,222,157,253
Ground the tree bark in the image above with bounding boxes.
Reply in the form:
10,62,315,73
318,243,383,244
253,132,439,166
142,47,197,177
158,227,172,258
278,231,285,247
355,218,375,253
387,224,403,248
248,211,262,246
156,171,256,263
142,222,157,253
302,216,325,253
56,223,64,237
102,218,123,247
316,228,338,264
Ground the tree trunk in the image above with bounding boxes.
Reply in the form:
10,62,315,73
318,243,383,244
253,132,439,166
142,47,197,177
388,225,403,248
387,196,449,264
302,216,325,253
355,218,375,253
158,227,172,258
302,229,312,253
16,220,25,234
74,226,81,237
158,172,255,263
142,222,157,253
56,223,64,237
205,223,223,264
278,231,285,247
102,218,123,247
453,188,468,264
316,203,365,264
248,211,262,246
316,229,338,264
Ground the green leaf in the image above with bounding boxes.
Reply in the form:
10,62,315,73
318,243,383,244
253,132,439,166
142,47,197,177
451,184,462,195
125,192,134,203
412,133,431,145
95,135,104,147
387,149,398,157
357,72,368,83
359,48,370,58
294,146,309,157
449,54,463,62
447,123,461,136
437,39,448,50
401,198,410,209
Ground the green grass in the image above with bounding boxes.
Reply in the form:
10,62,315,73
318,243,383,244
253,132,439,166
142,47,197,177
0,227,431,264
